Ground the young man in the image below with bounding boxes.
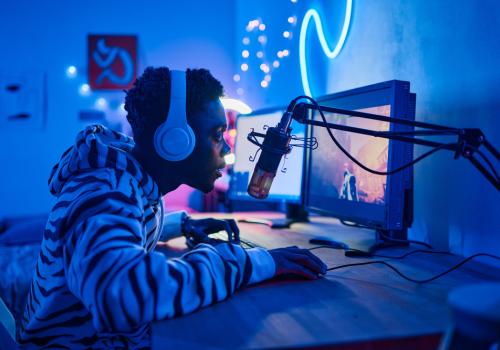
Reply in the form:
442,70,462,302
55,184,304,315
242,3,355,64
20,67,326,349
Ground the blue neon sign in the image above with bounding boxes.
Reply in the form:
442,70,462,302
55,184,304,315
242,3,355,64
299,0,353,96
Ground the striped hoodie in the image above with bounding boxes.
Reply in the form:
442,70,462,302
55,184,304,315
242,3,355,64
19,125,275,349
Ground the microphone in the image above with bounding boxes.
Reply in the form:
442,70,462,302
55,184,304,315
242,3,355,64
247,111,293,199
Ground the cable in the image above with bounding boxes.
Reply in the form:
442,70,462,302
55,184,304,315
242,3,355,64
309,246,452,259
324,253,500,283
291,95,457,176
475,149,500,183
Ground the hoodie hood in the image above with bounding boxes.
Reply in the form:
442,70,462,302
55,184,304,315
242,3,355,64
48,124,160,202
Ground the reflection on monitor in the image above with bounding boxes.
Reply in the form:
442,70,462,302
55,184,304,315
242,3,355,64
310,105,391,206
306,80,415,235
230,108,305,203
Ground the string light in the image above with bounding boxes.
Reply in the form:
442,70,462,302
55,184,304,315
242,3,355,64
246,19,260,32
236,7,298,91
95,97,108,109
66,66,77,78
79,83,91,96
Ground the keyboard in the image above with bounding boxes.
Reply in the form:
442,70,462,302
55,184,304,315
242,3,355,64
210,231,262,249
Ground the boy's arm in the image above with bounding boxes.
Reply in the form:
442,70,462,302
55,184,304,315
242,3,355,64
63,179,275,333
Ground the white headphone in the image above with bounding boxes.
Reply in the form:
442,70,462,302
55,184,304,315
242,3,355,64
153,70,196,161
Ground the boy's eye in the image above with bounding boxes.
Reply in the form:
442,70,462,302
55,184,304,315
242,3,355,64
214,131,224,142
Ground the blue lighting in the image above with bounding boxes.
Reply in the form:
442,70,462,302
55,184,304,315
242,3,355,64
299,0,353,96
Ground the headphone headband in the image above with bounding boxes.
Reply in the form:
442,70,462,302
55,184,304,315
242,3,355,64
153,70,196,161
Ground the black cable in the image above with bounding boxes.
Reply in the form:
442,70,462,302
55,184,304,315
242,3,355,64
325,253,500,283
475,149,500,183
291,95,457,176
308,246,452,259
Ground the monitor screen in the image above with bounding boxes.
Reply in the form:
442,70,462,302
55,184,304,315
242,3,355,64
309,105,391,207
306,80,414,232
229,108,305,203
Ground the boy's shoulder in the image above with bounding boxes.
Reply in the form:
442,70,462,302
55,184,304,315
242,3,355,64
63,167,147,207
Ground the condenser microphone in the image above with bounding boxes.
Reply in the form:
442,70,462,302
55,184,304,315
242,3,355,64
247,111,293,199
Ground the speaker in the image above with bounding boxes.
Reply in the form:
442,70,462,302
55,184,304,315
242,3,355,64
154,70,196,161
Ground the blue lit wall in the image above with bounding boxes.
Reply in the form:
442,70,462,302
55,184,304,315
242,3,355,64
0,0,236,217
235,0,500,256
1,1,498,259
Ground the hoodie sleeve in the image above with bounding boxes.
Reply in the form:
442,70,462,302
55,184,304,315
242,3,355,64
63,174,275,333
159,210,187,241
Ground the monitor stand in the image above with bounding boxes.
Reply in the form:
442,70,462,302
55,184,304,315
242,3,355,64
344,229,410,257
238,203,309,229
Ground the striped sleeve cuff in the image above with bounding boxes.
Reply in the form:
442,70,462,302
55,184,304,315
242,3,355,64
246,247,276,284
159,210,188,241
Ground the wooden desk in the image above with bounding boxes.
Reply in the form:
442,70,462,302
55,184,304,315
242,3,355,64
152,213,500,349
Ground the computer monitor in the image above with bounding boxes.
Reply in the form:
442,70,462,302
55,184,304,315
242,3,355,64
305,80,415,238
229,107,306,204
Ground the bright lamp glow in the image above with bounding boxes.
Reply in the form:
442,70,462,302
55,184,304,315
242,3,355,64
299,1,352,96
220,97,252,114
224,153,236,165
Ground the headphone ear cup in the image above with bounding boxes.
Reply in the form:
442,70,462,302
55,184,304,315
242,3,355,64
153,70,196,161
154,123,195,161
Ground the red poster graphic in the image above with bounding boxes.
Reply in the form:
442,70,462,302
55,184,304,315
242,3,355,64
88,34,137,90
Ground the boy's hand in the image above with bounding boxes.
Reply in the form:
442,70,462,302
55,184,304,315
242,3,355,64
183,218,240,247
269,246,327,279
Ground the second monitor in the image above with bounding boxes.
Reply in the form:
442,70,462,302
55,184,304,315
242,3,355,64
229,107,307,227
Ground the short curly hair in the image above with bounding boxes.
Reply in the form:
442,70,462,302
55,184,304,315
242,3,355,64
125,67,224,142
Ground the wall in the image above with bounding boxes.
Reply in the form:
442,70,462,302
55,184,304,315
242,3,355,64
235,0,500,257
0,0,236,217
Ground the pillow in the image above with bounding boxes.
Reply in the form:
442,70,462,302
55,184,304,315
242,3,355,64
0,214,48,246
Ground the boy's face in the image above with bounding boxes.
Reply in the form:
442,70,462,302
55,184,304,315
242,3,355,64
179,99,230,193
